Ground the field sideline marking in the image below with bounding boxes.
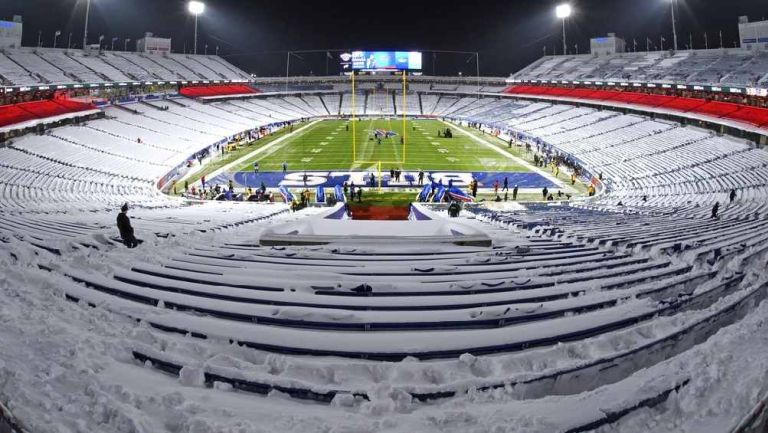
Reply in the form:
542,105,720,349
442,120,572,191
193,120,322,187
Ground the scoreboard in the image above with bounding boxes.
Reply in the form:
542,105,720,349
340,51,422,72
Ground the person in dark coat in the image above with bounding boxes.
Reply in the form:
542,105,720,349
117,203,139,248
729,189,737,203
512,185,518,201
542,187,549,200
502,177,509,192
711,202,720,219
356,187,363,203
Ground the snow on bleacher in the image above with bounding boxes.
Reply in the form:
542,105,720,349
512,48,768,87
0,85,767,433
0,47,251,87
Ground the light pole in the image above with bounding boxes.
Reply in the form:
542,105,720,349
124,38,131,51
68,32,72,50
188,1,205,55
111,37,117,51
83,0,91,49
98,35,104,50
53,31,61,48
669,0,678,51
204,44,208,55
38,31,42,48
555,4,572,56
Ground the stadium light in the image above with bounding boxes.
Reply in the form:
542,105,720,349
668,0,679,51
83,0,91,49
188,1,205,55
555,3,572,18
555,4,572,55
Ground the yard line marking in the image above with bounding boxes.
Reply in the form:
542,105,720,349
184,120,322,188
442,119,570,191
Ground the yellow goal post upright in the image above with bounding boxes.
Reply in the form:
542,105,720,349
401,70,407,161
351,71,356,161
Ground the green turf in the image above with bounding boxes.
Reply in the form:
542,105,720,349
170,118,591,202
235,119,529,173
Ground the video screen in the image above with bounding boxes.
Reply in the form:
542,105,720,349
346,51,422,71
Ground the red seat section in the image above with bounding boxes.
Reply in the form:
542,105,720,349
503,85,768,130
567,88,601,99
0,99,97,128
726,106,768,127
658,97,708,112
179,84,258,98
0,104,37,127
695,101,742,118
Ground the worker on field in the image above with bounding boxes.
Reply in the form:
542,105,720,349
542,187,549,200
493,180,500,195
502,177,509,192
357,187,363,203
253,161,259,175
282,161,288,174
512,185,518,201
418,170,425,186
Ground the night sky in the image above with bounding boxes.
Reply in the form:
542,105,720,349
1,0,766,77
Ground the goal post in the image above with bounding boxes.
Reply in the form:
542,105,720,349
349,69,409,193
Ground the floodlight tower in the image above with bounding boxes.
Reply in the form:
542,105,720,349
82,0,91,49
188,1,205,55
555,4,572,56
668,0,679,51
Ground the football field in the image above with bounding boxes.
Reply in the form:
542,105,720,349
236,119,529,173
194,117,582,197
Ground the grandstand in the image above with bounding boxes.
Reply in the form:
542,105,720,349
1,8,768,433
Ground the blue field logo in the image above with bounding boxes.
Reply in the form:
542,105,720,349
373,129,398,139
